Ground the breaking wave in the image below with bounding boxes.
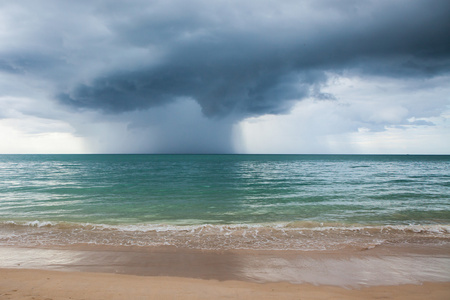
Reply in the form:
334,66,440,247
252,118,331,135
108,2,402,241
1,220,449,251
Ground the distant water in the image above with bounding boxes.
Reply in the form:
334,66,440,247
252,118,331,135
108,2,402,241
0,154,449,250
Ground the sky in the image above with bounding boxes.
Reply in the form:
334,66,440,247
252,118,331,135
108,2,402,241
0,0,449,154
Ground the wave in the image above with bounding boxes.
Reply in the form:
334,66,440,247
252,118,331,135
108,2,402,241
1,220,449,251
2,220,450,233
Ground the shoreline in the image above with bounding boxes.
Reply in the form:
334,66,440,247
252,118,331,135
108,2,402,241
0,243,449,286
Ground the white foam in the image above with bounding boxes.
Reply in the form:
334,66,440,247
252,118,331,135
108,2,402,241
1,220,449,251
24,220,56,227
1,220,450,235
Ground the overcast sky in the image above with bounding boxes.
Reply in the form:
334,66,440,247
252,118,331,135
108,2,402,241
1,0,449,154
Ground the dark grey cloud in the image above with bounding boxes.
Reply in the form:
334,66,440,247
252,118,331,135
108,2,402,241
49,0,450,118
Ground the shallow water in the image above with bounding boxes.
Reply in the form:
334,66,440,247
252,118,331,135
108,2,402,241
1,221,449,250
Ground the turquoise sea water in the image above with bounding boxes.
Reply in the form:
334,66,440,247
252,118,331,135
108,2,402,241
0,154,449,250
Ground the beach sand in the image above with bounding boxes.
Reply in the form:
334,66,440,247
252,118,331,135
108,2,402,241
1,269,449,300
0,244,449,299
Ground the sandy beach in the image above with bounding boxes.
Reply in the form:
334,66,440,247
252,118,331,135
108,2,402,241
0,244,449,299
1,268,449,300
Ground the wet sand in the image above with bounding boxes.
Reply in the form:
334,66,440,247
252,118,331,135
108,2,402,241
0,244,449,299
0,244,449,286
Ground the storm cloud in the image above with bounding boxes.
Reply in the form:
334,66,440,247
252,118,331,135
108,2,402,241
54,0,450,118
1,0,449,153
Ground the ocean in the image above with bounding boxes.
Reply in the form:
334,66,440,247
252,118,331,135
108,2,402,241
0,154,449,251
